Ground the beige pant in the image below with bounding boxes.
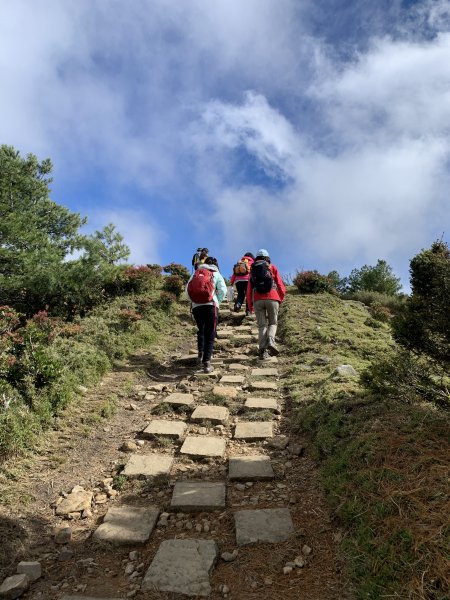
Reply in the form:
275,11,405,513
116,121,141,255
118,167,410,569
254,299,279,350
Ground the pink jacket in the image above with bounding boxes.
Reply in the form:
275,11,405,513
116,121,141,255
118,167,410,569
230,257,254,284
246,263,286,313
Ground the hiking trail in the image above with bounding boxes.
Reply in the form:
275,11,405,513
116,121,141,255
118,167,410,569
0,300,350,600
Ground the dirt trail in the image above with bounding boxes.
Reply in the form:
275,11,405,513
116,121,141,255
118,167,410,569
0,304,350,599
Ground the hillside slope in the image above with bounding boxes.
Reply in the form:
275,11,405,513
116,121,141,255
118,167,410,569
279,290,449,600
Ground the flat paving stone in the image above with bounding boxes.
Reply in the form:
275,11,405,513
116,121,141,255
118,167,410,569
229,455,274,480
143,420,186,438
217,330,234,338
234,508,294,546
244,397,279,411
229,363,249,371
251,368,279,377
222,354,251,362
123,454,173,477
180,436,226,457
164,392,195,406
93,505,159,545
212,385,238,399
170,481,226,511
233,334,254,343
191,405,229,425
142,539,218,597
234,421,273,440
249,380,278,391
220,375,246,385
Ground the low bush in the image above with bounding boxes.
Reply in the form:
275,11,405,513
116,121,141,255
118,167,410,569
157,291,177,311
293,270,335,294
342,290,406,315
163,274,184,299
163,262,190,284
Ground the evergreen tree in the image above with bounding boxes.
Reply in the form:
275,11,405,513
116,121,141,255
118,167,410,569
393,241,450,366
347,259,402,296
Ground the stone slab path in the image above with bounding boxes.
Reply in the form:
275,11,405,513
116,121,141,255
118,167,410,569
11,302,347,600
234,508,295,546
170,481,226,511
93,505,159,545
122,453,173,477
142,539,218,597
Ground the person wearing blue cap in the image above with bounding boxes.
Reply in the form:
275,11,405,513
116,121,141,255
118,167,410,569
246,249,286,360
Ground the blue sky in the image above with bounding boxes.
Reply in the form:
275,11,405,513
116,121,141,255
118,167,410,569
1,0,449,288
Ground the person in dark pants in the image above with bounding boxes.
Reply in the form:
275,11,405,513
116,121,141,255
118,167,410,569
186,257,227,373
230,252,254,315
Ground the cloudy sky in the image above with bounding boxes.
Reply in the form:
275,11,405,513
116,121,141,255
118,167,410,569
1,0,449,286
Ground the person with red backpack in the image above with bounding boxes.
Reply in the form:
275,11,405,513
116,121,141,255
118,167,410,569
246,249,286,360
230,252,254,315
186,256,227,373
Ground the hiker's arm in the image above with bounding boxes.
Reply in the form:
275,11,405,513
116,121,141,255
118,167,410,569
216,274,227,304
273,267,286,301
246,279,254,312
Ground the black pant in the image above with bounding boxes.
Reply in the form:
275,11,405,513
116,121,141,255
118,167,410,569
192,304,217,363
234,280,249,311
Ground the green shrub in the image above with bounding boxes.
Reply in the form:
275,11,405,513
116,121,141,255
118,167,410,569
162,262,190,284
361,350,449,408
293,270,335,294
120,265,162,293
393,241,450,367
342,290,406,315
163,275,184,299
347,260,402,296
157,291,177,311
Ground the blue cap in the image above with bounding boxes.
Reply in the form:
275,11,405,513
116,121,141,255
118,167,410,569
256,248,269,258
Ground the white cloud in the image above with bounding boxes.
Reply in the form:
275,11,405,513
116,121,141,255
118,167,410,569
1,0,449,279
87,210,165,266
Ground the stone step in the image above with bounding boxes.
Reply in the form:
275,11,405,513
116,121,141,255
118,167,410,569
228,455,274,480
142,420,187,439
244,397,279,412
234,508,294,546
122,453,173,478
228,363,250,371
219,375,246,385
249,381,278,392
212,385,239,399
93,505,159,545
232,334,255,343
142,539,218,597
61,597,122,600
180,436,226,457
164,393,196,406
191,405,229,425
250,368,279,377
234,422,273,440
170,481,226,511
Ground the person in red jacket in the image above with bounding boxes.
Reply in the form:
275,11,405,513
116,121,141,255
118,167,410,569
246,249,286,360
230,252,254,315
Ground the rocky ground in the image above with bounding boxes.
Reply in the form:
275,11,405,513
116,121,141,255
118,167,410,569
0,302,351,600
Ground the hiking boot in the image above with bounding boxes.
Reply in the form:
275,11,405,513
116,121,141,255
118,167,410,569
196,352,203,366
203,361,214,374
234,302,242,312
258,349,269,361
245,310,251,317
267,337,279,356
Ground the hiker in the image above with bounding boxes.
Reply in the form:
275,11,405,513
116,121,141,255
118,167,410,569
192,248,209,271
246,249,286,360
191,248,202,272
230,252,254,315
186,256,227,373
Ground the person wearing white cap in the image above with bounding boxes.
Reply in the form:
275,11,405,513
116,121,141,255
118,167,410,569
246,249,286,360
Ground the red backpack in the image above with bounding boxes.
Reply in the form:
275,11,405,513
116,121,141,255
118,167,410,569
187,268,215,303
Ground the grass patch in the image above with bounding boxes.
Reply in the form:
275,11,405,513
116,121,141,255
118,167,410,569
279,290,450,599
